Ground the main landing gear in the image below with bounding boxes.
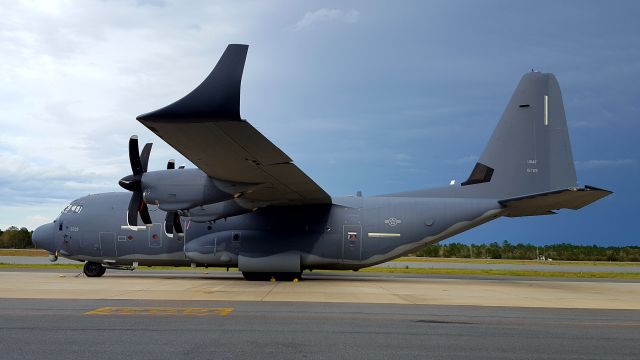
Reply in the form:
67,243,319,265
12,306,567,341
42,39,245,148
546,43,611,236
242,272,302,281
83,261,106,277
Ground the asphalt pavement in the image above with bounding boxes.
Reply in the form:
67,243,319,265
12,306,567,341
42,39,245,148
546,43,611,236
0,298,637,360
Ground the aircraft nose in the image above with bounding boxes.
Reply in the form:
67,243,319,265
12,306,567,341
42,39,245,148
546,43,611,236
32,222,56,253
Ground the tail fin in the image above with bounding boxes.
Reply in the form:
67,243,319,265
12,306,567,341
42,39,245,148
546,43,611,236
461,71,577,199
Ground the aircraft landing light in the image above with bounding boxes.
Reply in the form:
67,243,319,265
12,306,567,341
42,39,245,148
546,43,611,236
84,307,233,316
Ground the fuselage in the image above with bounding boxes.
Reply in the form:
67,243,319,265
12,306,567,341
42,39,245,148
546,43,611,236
28,54,611,279
33,191,502,271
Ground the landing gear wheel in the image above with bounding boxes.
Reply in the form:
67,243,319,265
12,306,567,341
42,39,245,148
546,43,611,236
242,272,303,281
242,272,271,281
83,262,106,277
273,272,303,281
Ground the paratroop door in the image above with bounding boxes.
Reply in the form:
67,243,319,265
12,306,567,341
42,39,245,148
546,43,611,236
342,224,362,263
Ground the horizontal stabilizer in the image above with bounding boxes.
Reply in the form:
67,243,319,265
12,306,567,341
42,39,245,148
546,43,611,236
499,186,612,217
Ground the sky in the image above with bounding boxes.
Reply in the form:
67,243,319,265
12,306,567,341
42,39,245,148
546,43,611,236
0,0,638,246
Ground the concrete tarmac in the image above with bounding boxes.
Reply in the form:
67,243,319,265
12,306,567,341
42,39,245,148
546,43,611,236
0,298,638,360
1,269,639,309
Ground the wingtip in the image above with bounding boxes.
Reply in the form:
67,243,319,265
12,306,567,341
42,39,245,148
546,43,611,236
584,185,614,195
136,43,249,123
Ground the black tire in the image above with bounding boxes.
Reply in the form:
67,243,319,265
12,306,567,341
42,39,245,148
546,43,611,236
242,272,271,281
273,272,303,281
83,262,105,277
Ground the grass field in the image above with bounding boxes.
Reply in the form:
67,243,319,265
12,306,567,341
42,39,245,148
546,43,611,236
1,263,638,279
393,257,640,267
359,267,640,279
2,249,637,267
0,249,48,257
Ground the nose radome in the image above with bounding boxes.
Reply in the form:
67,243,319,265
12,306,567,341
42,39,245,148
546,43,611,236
32,222,55,252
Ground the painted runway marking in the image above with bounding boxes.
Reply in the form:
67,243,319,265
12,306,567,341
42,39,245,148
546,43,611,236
84,307,233,316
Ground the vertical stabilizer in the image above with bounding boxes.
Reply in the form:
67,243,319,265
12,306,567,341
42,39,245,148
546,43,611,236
461,72,577,198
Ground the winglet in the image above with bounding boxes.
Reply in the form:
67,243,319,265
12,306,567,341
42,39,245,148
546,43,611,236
137,44,249,122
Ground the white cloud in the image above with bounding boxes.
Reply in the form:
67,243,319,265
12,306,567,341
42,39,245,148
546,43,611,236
294,8,359,30
0,1,268,228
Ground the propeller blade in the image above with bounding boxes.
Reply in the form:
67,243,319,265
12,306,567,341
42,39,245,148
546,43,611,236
164,211,184,234
164,211,174,234
128,135,143,175
123,135,154,228
139,200,152,225
127,191,142,226
140,143,153,173
167,159,175,170
173,213,183,234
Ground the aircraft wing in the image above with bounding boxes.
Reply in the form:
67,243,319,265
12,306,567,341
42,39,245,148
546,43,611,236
137,44,331,205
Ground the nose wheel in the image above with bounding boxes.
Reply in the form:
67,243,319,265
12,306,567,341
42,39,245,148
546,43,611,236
83,262,106,277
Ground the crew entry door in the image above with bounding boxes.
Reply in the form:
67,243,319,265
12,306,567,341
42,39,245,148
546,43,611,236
342,223,362,263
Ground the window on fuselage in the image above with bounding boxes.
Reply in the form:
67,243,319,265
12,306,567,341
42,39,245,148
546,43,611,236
61,204,83,214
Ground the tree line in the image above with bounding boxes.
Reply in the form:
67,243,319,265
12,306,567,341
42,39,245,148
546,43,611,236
415,241,640,262
0,226,34,248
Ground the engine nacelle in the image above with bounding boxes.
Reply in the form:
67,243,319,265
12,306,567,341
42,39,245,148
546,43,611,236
141,169,254,211
181,199,267,223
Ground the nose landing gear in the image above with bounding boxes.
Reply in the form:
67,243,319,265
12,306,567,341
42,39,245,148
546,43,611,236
83,262,106,277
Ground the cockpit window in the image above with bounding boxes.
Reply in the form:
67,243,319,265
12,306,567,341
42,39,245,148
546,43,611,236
61,204,83,214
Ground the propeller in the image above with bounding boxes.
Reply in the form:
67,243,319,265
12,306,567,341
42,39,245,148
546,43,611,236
119,136,153,227
163,159,184,235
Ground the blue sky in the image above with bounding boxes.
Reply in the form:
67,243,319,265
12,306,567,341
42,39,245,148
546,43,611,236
0,1,638,246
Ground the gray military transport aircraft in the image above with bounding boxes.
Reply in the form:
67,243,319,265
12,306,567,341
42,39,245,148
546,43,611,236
32,44,611,280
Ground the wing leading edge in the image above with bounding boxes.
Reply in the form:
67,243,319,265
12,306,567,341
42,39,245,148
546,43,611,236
137,44,331,205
